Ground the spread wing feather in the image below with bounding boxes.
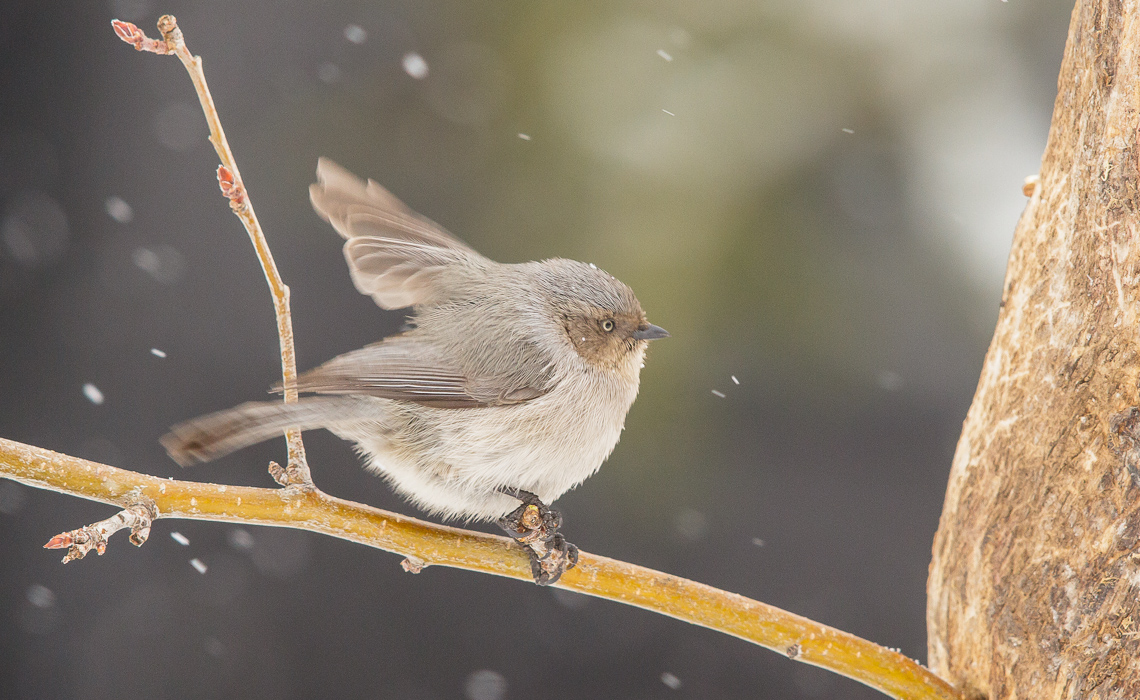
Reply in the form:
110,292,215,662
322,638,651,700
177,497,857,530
309,158,486,309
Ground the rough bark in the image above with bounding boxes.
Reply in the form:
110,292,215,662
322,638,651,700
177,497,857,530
927,1,1140,698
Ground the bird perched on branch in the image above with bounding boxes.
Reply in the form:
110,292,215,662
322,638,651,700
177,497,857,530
162,158,668,584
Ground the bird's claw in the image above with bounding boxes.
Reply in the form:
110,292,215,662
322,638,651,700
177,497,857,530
497,488,577,585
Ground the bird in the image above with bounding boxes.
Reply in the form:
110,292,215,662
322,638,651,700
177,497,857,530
161,158,668,583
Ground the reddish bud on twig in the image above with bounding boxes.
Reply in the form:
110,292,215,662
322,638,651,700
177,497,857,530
111,20,142,46
43,527,103,562
111,20,170,54
43,533,74,549
217,166,246,206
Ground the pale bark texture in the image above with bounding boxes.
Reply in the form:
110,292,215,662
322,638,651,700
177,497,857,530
927,1,1140,698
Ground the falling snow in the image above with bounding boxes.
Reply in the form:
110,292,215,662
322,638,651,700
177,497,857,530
674,509,709,541
711,389,726,398
228,528,255,550
170,531,190,546
464,670,507,700
656,49,673,62
662,109,675,116
26,584,55,608
661,672,682,690
402,53,429,79
83,383,104,405
731,375,740,384
343,24,367,44
877,371,904,392
189,558,208,574
517,133,532,141
132,245,186,285
104,196,134,223
3,191,70,265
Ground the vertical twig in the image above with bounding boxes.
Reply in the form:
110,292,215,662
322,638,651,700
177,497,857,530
112,15,311,486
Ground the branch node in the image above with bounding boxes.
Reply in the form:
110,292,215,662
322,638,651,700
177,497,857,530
217,165,247,210
267,460,313,490
43,498,158,563
1022,173,1040,197
400,556,427,574
156,15,185,52
267,461,289,486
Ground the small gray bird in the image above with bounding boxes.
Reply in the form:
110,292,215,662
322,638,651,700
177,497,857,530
162,158,668,584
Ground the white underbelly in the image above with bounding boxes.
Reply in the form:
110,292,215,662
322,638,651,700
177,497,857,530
335,374,637,521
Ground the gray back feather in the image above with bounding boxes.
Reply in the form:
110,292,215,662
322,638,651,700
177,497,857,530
303,163,640,410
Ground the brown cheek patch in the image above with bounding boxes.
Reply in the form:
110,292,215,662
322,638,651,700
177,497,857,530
564,312,644,369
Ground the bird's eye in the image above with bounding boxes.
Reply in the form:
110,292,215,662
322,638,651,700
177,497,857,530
601,319,615,332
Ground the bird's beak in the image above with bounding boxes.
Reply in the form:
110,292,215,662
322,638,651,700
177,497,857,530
632,324,670,341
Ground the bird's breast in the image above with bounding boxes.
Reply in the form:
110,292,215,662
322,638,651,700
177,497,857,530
425,363,639,494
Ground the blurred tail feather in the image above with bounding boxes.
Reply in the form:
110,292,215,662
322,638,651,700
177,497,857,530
161,397,367,466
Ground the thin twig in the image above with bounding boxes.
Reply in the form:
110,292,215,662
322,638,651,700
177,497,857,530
0,437,963,700
112,16,311,486
43,499,157,562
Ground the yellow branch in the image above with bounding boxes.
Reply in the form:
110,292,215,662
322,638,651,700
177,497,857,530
0,436,962,700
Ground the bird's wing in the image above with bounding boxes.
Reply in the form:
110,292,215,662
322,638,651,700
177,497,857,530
309,158,487,309
280,335,554,408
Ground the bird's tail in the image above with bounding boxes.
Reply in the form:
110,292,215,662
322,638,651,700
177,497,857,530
161,397,370,466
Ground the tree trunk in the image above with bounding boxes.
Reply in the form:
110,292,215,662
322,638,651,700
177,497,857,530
927,1,1140,698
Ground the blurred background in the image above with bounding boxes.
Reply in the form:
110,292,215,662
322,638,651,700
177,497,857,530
0,1,1074,698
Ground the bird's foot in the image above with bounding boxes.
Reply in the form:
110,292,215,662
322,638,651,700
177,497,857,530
528,533,579,586
496,488,578,585
497,488,562,545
